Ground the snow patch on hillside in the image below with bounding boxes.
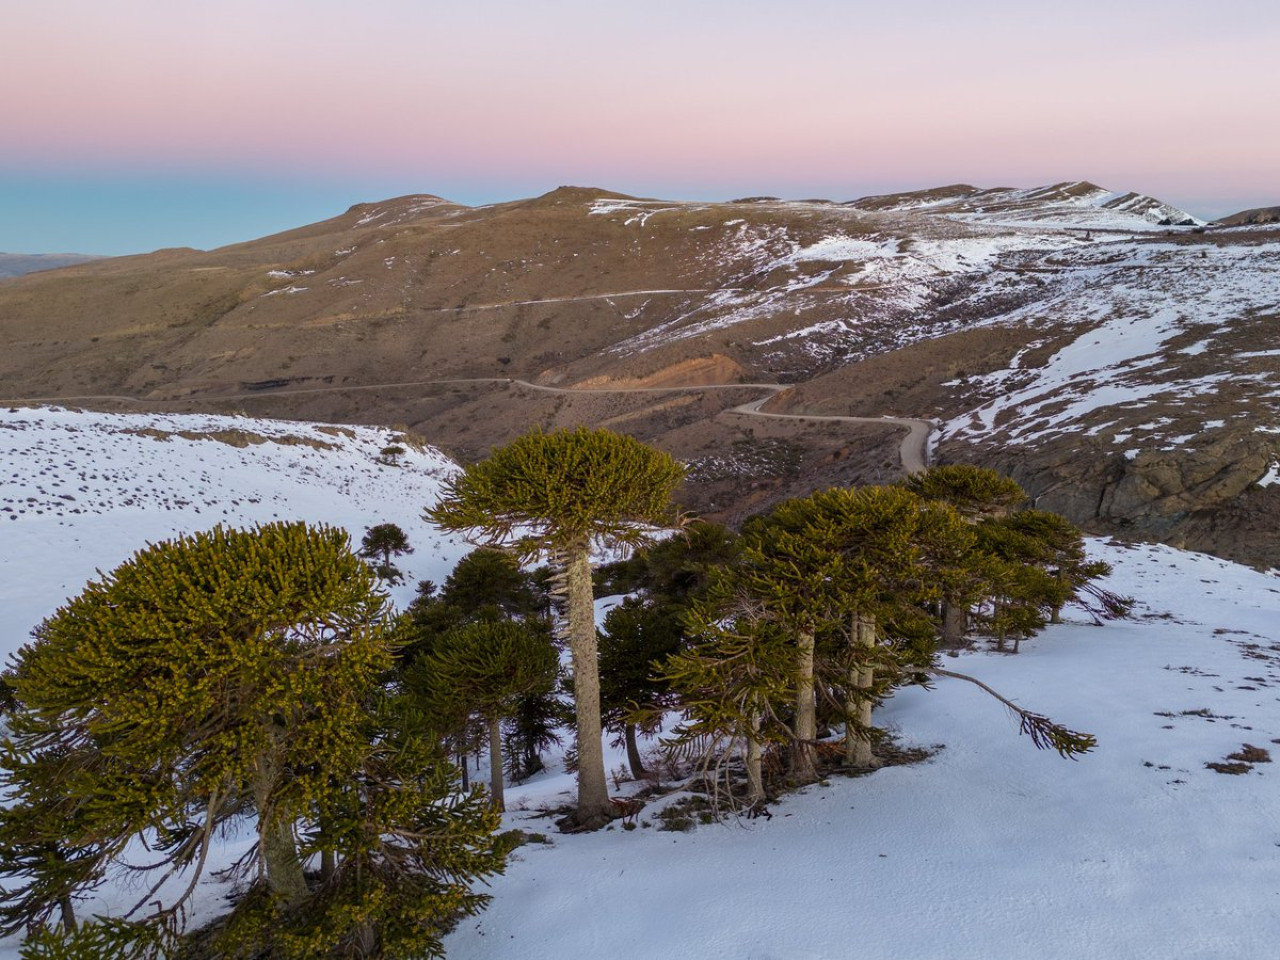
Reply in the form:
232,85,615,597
0,406,468,661
941,239,1280,447
439,539,1280,960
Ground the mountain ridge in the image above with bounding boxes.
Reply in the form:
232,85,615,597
2,181,1276,567
0,252,102,279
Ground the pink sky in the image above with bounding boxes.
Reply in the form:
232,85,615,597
3,0,1277,252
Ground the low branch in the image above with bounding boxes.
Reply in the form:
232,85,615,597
927,665,1097,759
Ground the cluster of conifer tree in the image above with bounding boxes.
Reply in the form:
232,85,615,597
0,524,505,960
0,426,1127,958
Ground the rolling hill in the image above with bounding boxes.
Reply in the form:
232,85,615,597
1,181,1276,566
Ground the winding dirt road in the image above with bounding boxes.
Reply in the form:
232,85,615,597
12,378,933,474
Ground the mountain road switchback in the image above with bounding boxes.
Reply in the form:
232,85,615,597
11,377,933,475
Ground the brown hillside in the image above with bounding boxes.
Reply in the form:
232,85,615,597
2,185,1277,567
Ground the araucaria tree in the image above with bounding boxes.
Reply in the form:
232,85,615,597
666,482,1097,805
731,486,972,776
427,426,685,829
599,597,685,778
413,620,559,812
360,521,415,584
0,522,503,957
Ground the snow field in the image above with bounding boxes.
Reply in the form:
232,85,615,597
941,239,1280,450
3,409,1280,958
442,540,1280,960
0,405,470,664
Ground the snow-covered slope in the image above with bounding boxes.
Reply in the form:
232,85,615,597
443,540,1280,960
939,236,1280,451
849,180,1204,230
0,405,469,663
588,181,1210,372
4,408,1280,959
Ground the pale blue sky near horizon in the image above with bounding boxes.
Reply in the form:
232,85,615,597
0,174,1267,258
2,0,1277,255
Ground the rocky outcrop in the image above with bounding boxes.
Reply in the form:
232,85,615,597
975,428,1279,568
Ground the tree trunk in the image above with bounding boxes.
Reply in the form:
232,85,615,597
252,754,309,908
58,894,76,933
458,745,469,790
50,846,77,931
624,722,647,779
846,614,881,769
941,601,968,649
791,628,817,782
353,921,379,957
488,715,505,812
564,542,613,828
745,712,765,804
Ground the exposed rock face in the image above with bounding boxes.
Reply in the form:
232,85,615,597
972,425,1278,568
1104,432,1270,525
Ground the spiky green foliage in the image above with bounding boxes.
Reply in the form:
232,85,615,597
971,518,1066,648
1,522,393,936
662,598,799,805
670,487,970,783
414,621,559,725
426,427,685,829
0,523,505,956
0,673,18,714
502,689,566,784
904,467,1127,645
19,917,166,960
425,426,685,559
401,549,560,784
900,464,1027,519
995,510,1131,620
668,484,1095,789
409,620,559,812
971,509,1129,649
599,522,741,603
599,598,685,776
218,695,504,960
436,548,543,623
359,523,415,585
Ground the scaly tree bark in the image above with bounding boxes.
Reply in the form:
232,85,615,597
563,542,611,823
845,613,880,768
792,629,817,781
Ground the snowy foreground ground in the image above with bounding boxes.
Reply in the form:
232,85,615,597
4,407,1280,959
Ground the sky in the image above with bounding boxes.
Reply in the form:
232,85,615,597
2,0,1277,255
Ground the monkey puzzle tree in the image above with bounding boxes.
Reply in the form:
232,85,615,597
0,523,504,955
668,487,1096,806
733,502,852,781
755,485,974,770
599,597,685,778
993,509,1128,623
664,590,799,807
900,464,1027,521
360,522,415,585
902,465,1028,647
426,426,685,830
411,620,559,812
